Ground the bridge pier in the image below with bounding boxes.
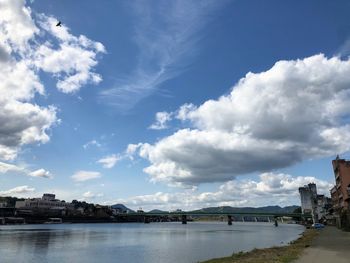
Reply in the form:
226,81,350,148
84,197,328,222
227,215,233,225
144,216,150,224
181,215,187,224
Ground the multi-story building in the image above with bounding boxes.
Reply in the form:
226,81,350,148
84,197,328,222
15,194,73,211
331,155,350,211
299,183,318,222
298,183,331,223
299,185,314,214
315,195,332,220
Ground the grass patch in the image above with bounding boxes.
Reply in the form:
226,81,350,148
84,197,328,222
201,229,318,263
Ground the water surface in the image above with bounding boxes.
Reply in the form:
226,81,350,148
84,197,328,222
0,222,304,263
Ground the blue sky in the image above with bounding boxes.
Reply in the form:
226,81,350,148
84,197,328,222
1,0,350,210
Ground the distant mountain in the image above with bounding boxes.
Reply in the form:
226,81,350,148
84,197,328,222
148,209,167,213
110,204,299,214
111,204,134,213
191,205,300,214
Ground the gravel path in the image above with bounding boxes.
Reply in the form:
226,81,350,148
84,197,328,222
294,226,350,263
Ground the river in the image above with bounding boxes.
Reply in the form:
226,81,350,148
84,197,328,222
0,222,304,263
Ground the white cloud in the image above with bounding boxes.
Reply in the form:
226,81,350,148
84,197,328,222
28,168,52,178
0,161,24,173
126,143,143,156
176,103,196,121
97,154,120,169
337,37,350,58
34,16,105,93
0,100,57,161
82,191,103,199
99,0,226,111
132,54,350,185
0,0,104,161
71,170,101,182
149,111,172,130
0,161,52,179
0,185,35,197
83,140,102,149
107,173,332,211
0,0,38,53
125,143,143,161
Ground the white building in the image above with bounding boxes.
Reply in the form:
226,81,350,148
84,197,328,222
15,194,73,211
299,184,316,213
299,183,331,223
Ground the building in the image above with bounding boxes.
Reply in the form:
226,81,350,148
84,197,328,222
298,183,331,223
299,183,318,222
315,195,332,220
15,194,73,214
0,202,7,208
331,155,350,211
42,193,56,201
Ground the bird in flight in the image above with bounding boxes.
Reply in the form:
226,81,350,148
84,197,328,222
56,21,62,27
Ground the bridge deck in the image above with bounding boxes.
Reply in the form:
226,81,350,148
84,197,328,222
119,212,309,218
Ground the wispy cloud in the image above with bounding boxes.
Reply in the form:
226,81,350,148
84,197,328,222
28,168,52,178
0,161,24,173
0,185,35,197
99,0,226,111
71,170,101,182
97,154,120,168
83,140,102,149
82,191,104,200
337,37,350,57
0,161,52,179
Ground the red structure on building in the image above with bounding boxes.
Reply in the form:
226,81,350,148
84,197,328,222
331,155,350,228
330,155,350,211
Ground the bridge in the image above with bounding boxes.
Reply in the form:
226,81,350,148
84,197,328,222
1,207,311,225
117,211,311,225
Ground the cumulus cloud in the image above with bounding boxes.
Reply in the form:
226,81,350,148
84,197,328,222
107,173,332,211
0,0,104,161
71,171,101,182
34,16,105,93
131,55,350,185
97,154,120,169
0,0,38,53
149,111,172,130
0,185,35,197
28,168,52,178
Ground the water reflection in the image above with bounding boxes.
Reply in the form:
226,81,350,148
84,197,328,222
0,222,304,263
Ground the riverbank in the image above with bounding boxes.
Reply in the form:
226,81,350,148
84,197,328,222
293,226,350,263
201,228,318,263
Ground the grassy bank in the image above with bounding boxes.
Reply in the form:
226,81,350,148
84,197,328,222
201,229,318,263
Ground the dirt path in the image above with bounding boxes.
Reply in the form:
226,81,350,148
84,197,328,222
293,226,350,263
